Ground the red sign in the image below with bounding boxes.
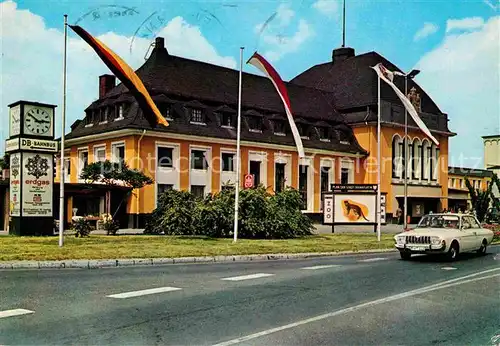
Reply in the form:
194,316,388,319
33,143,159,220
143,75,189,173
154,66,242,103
244,174,254,189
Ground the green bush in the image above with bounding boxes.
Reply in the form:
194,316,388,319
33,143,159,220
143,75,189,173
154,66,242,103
146,185,314,239
72,218,93,237
144,189,197,235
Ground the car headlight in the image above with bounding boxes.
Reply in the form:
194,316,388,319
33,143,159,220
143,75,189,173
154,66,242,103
396,236,406,244
431,236,442,245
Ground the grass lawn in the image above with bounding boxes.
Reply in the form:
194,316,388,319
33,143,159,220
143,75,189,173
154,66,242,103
0,234,396,261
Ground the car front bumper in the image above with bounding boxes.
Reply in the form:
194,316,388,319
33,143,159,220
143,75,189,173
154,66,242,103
395,243,447,254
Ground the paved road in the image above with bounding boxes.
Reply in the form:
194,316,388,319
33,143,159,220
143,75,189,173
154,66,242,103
1,247,499,345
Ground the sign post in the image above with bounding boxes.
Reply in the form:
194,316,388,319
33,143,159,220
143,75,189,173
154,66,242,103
5,101,57,236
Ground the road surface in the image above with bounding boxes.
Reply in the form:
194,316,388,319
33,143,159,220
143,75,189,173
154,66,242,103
1,247,499,345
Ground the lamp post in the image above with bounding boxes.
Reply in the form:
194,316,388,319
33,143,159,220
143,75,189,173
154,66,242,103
395,69,420,230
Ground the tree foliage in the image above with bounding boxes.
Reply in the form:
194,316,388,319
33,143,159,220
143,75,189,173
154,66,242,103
144,186,314,239
79,160,153,189
0,153,10,170
465,176,492,223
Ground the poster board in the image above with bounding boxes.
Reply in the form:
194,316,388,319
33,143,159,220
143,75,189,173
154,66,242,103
333,193,377,224
21,152,53,217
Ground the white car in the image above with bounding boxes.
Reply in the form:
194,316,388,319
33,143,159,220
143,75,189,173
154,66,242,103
394,213,494,261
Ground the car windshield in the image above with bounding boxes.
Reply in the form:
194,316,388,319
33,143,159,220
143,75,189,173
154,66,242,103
416,215,460,229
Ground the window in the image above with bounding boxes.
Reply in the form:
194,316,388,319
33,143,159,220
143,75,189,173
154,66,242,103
191,185,205,198
317,127,329,141
191,150,208,170
408,143,414,179
248,116,262,132
162,105,172,120
158,147,173,168
64,159,71,180
249,161,261,186
299,165,308,210
100,107,109,123
297,124,309,139
341,168,349,185
78,149,89,177
275,163,286,193
450,178,455,188
466,216,480,229
321,166,330,192
427,146,433,180
392,137,400,178
222,153,235,172
222,113,234,127
112,143,125,165
116,104,124,120
273,120,286,135
190,108,204,123
157,184,173,200
94,146,106,163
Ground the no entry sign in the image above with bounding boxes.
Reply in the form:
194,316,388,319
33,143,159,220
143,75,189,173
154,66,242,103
244,174,254,189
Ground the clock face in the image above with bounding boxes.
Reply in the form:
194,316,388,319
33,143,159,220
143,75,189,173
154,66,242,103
10,106,21,136
24,107,52,135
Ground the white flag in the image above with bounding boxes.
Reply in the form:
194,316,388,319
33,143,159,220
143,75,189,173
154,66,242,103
372,63,439,146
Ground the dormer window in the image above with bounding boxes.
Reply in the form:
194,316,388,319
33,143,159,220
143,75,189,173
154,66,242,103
190,108,204,124
99,107,109,124
162,104,173,120
317,127,330,142
297,123,309,139
222,113,234,128
115,104,124,121
273,120,286,136
248,116,262,132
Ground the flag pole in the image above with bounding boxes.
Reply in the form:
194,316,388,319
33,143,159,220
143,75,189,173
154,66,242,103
377,74,381,242
233,47,244,243
403,75,408,231
59,14,68,247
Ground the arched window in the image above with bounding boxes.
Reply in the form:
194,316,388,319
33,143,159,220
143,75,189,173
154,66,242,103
412,138,422,180
392,135,403,178
432,144,440,181
422,140,431,181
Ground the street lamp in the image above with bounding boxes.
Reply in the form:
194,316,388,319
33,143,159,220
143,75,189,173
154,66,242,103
394,69,420,230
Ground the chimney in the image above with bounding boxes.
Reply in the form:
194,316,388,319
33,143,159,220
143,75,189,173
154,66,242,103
99,74,116,99
332,47,355,64
155,37,165,49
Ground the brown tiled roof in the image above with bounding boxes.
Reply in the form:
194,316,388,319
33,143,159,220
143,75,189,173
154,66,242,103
65,41,367,155
291,49,453,134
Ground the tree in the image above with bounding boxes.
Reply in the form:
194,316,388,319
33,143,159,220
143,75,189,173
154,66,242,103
0,153,10,170
80,160,153,218
465,176,492,223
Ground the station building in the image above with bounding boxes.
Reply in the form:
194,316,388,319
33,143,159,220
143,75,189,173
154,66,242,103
5,38,460,229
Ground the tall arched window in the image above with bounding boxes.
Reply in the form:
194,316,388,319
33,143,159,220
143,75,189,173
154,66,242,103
412,138,422,180
392,135,403,178
422,139,430,181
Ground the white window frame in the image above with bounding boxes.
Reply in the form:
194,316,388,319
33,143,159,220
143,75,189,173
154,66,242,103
297,156,315,212
111,141,126,164
93,144,106,163
189,145,212,195
274,153,292,192
220,148,237,189
340,159,355,184
248,151,268,189
77,147,89,182
155,141,181,207
115,104,124,121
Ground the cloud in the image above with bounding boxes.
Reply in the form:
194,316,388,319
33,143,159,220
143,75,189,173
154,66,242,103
413,22,439,41
263,20,314,61
0,1,236,152
255,4,314,62
415,16,500,167
446,17,485,33
312,0,340,17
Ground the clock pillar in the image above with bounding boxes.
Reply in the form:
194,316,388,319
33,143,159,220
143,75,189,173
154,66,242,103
5,101,57,236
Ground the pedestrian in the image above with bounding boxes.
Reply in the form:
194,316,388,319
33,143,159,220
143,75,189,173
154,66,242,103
396,207,402,225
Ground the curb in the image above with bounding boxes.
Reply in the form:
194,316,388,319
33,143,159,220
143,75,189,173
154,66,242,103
0,248,397,270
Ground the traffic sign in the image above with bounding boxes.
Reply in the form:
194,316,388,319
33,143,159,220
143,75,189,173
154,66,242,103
244,174,254,189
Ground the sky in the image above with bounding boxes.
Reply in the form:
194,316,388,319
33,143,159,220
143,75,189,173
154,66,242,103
1,0,499,168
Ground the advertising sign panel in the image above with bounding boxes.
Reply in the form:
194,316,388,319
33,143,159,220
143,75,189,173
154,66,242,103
323,194,334,224
9,153,21,216
334,194,377,224
21,153,53,217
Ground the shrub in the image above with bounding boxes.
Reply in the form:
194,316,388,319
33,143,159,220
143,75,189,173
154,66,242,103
144,189,197,235
72,218,92,237
101,213,120,235
193,188,235,237
267,187,314,239
237,186,271,239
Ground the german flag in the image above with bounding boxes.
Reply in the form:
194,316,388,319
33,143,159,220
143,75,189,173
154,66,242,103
69,25,168,128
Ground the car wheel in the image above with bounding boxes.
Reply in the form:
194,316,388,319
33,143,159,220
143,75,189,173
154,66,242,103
446,242,459,261
400,251,412,260
477,240,487,255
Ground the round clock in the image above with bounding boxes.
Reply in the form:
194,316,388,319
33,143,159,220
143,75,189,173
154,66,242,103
25,108,51,135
